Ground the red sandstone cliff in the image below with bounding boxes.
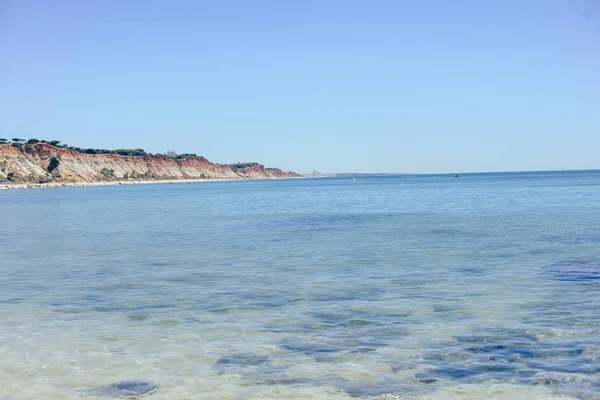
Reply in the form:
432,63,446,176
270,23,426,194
0,143,300,183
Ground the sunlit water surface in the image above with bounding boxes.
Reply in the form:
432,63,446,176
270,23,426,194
2,172,600,399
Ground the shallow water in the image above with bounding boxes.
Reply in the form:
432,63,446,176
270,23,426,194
2,171,600,399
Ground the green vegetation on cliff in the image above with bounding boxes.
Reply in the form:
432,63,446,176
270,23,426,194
230,162,259,169
0,138,203,160
47,157,60,173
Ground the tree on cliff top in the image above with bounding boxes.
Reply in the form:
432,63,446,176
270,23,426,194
230,162,259,169
0,138,7,144
27,138,40,144
175,153,198,159
113,149,146,156
12,138,24,143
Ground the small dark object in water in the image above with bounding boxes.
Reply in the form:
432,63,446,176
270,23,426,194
87,381,159,398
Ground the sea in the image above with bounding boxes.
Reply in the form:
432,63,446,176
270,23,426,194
2,171,600,400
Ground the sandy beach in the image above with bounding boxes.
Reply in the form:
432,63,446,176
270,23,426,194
0,178,252,190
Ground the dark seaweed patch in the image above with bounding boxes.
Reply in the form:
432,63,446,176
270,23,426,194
280,335,387,361
262,378,314,386
92,306,126,313
455,329,539,344
349,346,379,354
205,305,264,313
536,377,561,386
427,366,481,379
526,358,600,374
281,342,346,355
529,376,600,400
309,310,408,329
547,261,600,282
128,313,149,321
542,235,600,245
465,344,536,362
432,304,459,313
420,327,598,389
452,266,485,275
133,304,175,310
0,297,25,304
312,293,362,302
86,381,159,398
242,290,293,308
310,312,349,325
236,213,400,235
430,228,463,236
417,363,518,382
216,353,269,367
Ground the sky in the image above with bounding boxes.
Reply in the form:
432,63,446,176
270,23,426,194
1,0,599,173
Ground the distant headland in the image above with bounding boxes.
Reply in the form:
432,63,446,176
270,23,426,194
0,138,300,189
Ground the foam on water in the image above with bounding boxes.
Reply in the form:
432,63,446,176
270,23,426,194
2,172,600,399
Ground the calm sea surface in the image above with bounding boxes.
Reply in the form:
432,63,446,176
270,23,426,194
2,172,600,399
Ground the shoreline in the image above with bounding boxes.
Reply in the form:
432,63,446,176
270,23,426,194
0,177,300,190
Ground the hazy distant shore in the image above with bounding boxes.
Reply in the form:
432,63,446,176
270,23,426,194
0,177,299,190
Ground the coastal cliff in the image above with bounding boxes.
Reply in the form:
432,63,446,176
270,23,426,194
0,143,300,184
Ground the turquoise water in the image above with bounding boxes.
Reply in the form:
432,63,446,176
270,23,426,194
2,171,600,399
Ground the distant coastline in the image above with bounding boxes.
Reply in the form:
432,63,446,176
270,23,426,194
0,139,300,189
305,169,599,178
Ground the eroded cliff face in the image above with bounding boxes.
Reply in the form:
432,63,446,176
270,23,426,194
0,144,300,183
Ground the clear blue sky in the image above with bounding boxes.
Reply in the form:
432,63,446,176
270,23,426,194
1,0,599,173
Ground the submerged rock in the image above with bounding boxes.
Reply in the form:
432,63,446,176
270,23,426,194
86,381,159,398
